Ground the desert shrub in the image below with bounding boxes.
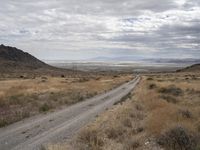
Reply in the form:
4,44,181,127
39,103,51,112
158,85,183,96
147,77,153,81
78,78,90,82
129,112,144,120
0,109,30,127
95,77,101,80
77,95,84,102
179,109,193,119
157,79,164,82
196,122,200,133
86,92,97,99
41,79,47,83
123,138,140,150
186,88,200,95
61,74,65,78
113,75,119,78
9,94,25,105
77,128,104,150
69,92,85,103
0,99,6,107
135,127,144,134
135,103,143,111
148,83,157,89
106,125,125,140
19,75,24,78
157,126,198,150
0,119,8,127
41,76,48,80
123,118,132,128
160,95,178,103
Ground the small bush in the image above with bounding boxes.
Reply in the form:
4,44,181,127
124,139,140,150
19,75,24,79
148,83,157,89
95,77,101,80
136,127,144,133
106,125,125,140
39,103,51,112
135,104,143,111
77,128,104,149
157,126,198,150
0,119,8,127
70,93,85,103
159,85,183,96
123,118,132,128
160,95,178,103
41,76,48,80
0,99,6,107
9,94,24,105
179,109,193,119
186,88,200,95
78,78,90,82
147,77,153,81
0,109,30,127
61,74,65,78
129,112,144,120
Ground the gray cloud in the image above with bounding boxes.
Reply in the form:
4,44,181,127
0,0,200,60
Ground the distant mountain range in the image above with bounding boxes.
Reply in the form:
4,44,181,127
0,44,199,74
90,56,200,64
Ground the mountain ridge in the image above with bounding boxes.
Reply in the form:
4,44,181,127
0,44,50,69
0,44,76,77
177,64,200,72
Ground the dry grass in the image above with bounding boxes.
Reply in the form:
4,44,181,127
141,73,200,149
49,72,200,150
0,74,132,127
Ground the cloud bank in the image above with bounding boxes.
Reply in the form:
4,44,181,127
0,0,200,60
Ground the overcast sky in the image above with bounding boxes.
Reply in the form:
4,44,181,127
0,0,200,60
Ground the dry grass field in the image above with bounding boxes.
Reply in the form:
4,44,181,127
0,74,132,127
51,72,200,150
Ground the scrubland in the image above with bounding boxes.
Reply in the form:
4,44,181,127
50,73,200,150
0,74,132,127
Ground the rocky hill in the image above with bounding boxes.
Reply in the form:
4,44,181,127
177,64,200,72
0,44,52,70
0,44,77,77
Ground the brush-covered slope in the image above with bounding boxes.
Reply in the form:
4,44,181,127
0,44,51,71
177,64,200,72
0,44,79,78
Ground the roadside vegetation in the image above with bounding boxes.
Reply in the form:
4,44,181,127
0,74,132,127
49,73,200,150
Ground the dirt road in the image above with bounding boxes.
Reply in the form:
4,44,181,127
0,76,140,150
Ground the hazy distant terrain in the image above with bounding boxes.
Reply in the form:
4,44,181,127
47,60,192,72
